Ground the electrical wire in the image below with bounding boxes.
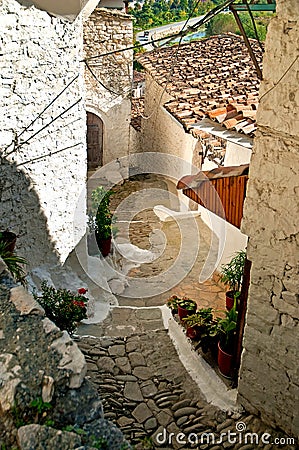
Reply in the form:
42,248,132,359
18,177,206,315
16,142,83,167
244,0,264,53
259,54,299,102
3,74,79,154
85,61,122,97
138,0,205,121
6,98,82,157
82,0,236,63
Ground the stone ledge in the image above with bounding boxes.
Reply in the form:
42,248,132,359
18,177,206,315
50,331,87,388
10,286,45,316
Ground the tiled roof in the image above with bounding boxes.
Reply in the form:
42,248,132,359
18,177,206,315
177,164,250,190
137,34,263,137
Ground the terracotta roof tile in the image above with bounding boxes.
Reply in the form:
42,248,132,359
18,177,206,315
138,34,263,137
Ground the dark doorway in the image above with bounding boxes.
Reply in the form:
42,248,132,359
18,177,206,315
86,112,103,169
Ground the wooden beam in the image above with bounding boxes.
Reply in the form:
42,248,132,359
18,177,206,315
232,4,276,11
230,6,263,80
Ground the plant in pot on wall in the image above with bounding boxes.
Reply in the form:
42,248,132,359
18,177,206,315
34,281,88,335
177,297,197,321
0,240,27,286
182,307,214,340
0,230,17,255
219,250,246,310
216,296,238,378
166,295,180,315
88,186,115,257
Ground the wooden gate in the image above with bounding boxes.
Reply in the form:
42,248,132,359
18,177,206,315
86,112,103,169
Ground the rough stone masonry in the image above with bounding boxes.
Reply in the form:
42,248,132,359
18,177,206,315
238,0,299,437
0,0,87,267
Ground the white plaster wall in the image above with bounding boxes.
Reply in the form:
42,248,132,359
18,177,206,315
84,8,133,165
199,207,247,271
0,0,87,267
238,0,299,436
223,141,252,166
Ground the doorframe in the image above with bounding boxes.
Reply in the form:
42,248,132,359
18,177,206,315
86,106,106,168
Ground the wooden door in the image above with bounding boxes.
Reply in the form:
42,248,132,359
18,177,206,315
87,112,103,169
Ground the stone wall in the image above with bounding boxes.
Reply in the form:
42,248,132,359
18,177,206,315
238,0,299,436
0,274,129,449
84,8,133,165
0,0,87,267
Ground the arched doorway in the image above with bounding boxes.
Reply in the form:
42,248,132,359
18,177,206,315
86,112,103,169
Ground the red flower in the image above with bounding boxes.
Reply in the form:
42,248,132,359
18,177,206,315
78,288,88,295
73,300,86,307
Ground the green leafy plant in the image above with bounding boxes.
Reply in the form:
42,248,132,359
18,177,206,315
11,398,53,428
166,295,180,313
88,186,115,239
183,307,213,328
177,297,197,311
0,241,27,285
216,296,238,353
89,435,109,449
34,282,88,335
138,436,154,449
219,250,246,293
30,397,52,424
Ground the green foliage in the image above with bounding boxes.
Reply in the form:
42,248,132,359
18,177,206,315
177,297,197,311
0,241,27,285
137,436,154,449
130,0,215,31
166,294,180,312
206,12,270,41
219,250,246,292
182,307,214,328
89,435,109,449
63,425,87,435
34,281,88,335
88,186,114,239
216,296,238,352
11,398,53,428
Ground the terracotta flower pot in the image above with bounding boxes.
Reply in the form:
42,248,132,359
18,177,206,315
217,341,233,378
186,326,198,340
0,231,17,255
178,302,197,321
225,291,235,311
95,233,112,257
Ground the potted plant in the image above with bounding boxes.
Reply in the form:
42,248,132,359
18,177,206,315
0,230,17,255
182,307,214,340
34,282,88,335
219,250,246,310
216,296,238,378
177,297,197,321
0,241,27,286
88,186,114,257
166,295,179,315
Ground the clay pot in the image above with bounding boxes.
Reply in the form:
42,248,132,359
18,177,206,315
95,233,112,257
177,302,197,321
225,291,235,311
217,341,233,378
186,326,198,340
0,231,17,255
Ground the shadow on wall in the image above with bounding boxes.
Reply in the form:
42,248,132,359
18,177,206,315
0,157,60,270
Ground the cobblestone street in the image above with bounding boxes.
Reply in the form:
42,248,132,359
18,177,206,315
78,174,297,449
76,327,295,450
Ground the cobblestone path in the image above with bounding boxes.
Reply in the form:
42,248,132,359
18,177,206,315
77,329,295,450
79,174,297,449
